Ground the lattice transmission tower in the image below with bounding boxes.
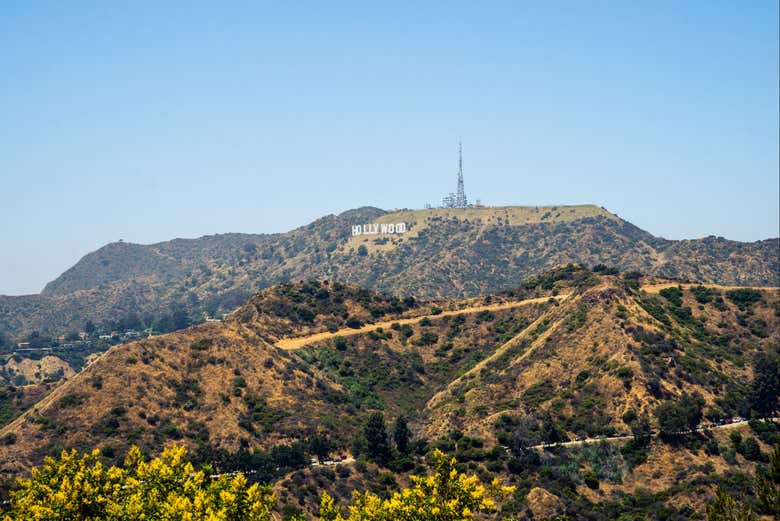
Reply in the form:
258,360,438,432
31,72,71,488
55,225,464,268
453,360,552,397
455,141,468,208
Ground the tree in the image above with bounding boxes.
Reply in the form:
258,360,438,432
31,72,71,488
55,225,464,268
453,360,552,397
630,411,653,444
508,415,543,456
357,245,368,257
656,392,704,437
171,303,191,330
706,443,780,520
2,445,275,521
680,392,705,430
755,443,780,516
84,320,96,334
309,433,331,461
318,450,514,521
393,416,411,453
748,353,779,418
706,488,756,521
364,412,390,464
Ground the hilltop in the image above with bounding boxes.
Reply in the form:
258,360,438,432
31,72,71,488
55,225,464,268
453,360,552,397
0,205,777,342
1,267,778,518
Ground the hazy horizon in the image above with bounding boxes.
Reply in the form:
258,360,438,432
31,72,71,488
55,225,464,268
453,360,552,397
2,2,778,295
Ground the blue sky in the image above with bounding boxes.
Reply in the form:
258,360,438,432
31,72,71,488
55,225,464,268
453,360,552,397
1,1,778,295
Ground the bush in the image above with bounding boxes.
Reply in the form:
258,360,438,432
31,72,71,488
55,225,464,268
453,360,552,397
3,445,275,520
740,437,763,462
412,332,438,346
583,470,599,489
318,450,514,520
703,439,720,456
659,287,683,307
690,285,718,304
726,288,762,309
160,421,182,440
346,317,363,329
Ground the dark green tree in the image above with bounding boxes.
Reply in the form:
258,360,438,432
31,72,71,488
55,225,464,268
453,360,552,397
309,433,331,461
630,411,653,444
364,412,390,464
748,353,779,418
85,320,96,334
393,416,411,454
171,304,190,331
706,488,756,521
706,442,779,520
680,392,706,430
756,443,780,516
655,392,704,436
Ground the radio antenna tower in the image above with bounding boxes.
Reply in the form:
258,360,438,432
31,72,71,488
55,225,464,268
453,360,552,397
455,141,468,207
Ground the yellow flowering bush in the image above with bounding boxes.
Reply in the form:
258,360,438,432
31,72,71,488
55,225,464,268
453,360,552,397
2,445,274,520
319,449,515,521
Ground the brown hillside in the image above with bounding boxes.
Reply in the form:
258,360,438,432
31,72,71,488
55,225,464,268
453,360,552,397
1,205,777,341
419,277,779,445
1,270,778,519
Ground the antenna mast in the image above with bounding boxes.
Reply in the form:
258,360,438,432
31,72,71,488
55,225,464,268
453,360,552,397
455,140,468,208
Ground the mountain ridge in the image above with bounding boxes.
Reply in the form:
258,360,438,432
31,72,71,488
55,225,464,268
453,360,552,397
1,204,776,340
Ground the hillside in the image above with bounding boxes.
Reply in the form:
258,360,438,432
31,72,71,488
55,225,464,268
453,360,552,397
1,268,778,518
0,276,563,474
0,205,777,341
420,272,779,442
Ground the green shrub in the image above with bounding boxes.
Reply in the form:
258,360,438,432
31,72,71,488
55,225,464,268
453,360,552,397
659,287,683,307
346,317,363,329
726,288,762,309
690,286,719,304
333,336,347,351
739,437,763,461
412,332,439,346
583,470,599,489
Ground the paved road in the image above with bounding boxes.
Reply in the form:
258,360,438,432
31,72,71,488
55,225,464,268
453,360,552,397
525,417,779,451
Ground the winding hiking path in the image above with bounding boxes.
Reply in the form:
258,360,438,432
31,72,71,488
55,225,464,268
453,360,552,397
274,294,569,350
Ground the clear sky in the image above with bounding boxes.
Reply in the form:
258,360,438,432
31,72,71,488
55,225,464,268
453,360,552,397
1,1,778,295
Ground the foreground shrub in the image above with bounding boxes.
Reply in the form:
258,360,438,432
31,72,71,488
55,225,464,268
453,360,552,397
319,449,514,520
2,445,274,521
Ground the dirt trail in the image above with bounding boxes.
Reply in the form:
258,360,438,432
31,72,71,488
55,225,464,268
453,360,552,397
278,280,780,351
274,295,568,350
641,282,779,294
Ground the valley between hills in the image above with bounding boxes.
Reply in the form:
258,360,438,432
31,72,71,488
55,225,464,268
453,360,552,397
1,265,778,519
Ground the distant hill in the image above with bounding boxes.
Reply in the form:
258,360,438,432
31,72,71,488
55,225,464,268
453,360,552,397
1,269,778,518
0,205,777,339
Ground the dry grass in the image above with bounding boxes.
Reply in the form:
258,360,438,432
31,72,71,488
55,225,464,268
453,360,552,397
344,204,614,254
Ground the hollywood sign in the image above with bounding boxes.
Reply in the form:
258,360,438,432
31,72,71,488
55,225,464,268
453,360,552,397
352,222,407,236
